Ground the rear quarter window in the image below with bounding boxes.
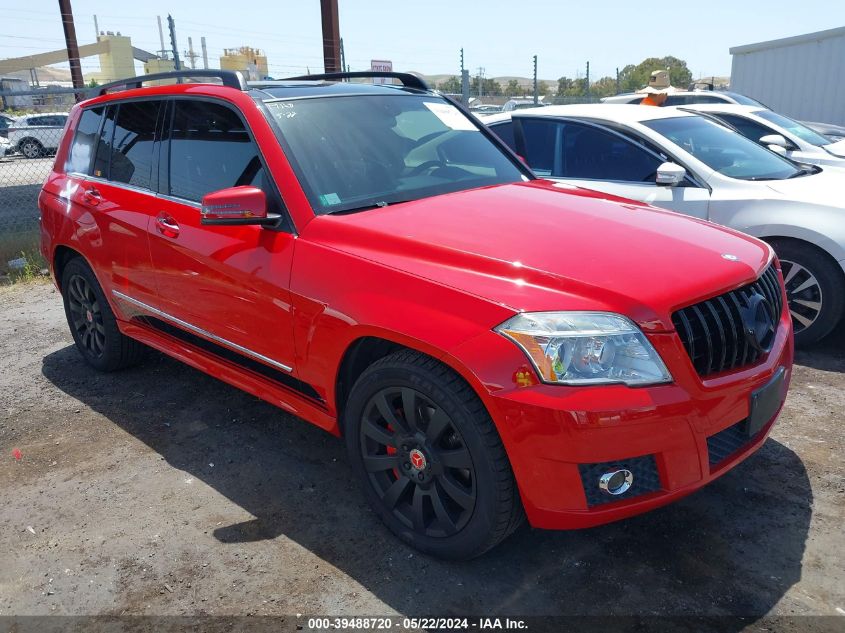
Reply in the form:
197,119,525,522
66,107,104,175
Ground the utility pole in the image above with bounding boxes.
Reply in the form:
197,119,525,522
201,37,209,69
167,15,182,71
93,14,99,40
477,66,484,98
460,48,469,105
616,67,620,95
340,38,347,73
532,55,538,105
585,61,590,99
156,16,168,59
58,0,85,97
320,0,341,73
186,37,199,69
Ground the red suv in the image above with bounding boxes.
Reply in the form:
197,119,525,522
40,70,793,559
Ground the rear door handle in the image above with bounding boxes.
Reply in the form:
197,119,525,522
82,187,101,206
155,213,180,238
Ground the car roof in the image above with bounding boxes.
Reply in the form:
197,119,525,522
246,80,432,100
483,103,698,125
681,103,765,114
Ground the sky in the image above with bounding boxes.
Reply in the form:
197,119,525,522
3,1,845,82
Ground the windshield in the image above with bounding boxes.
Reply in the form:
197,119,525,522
727,93,767,107
265,94,525,214
643,116,801,181
755,109,832,147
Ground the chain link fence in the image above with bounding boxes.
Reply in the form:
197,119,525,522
1,88,75,270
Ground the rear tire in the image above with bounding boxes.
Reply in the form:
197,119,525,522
769,240,844,346
344,349,524,559
19,138,43,159
61,257,145,371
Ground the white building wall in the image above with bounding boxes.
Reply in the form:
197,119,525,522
730,27,845,125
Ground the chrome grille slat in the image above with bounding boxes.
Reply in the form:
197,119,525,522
672,263,783,377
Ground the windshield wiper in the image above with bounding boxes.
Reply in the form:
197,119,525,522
324,198,418,215
787,166,816,178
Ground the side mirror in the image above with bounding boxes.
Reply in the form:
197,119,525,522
759,134,789,152
655,162,686,187
200,186,280,226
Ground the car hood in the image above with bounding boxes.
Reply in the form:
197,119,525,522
763,166,845,203
823,139,845,157
304,180,771,331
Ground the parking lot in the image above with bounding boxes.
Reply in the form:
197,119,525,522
0,280,842,628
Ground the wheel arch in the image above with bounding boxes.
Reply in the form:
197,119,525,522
53,244,84,292
333,332,496,437
761,234,845,280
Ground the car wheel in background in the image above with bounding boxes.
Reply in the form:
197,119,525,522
61,257,145,371
19,138,44,159
770,239,845,345
344,349,524,559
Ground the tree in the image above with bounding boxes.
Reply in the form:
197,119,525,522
437,76,461,93
556,76,574,96
618,56,693,92
470,76,502,97
590,76,617,98
505,79,521,96
537,80,550,97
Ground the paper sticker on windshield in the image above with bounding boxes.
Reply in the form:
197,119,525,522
424,102,478,131
319,193,341,206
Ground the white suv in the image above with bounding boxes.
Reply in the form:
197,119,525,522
8,112,68,158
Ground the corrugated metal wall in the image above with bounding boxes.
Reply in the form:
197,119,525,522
731,31,845,125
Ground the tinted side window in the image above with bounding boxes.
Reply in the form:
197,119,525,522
562,123,661,182
168,100,260,202
66,107,104,174
714,114,775,146
93,105,117,179
519,118,560,175
490,122,516,151
664,95,690,106
109,101,159,189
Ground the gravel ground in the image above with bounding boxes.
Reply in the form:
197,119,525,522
0,281,843,630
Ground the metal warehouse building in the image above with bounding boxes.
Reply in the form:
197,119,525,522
730,26,845,126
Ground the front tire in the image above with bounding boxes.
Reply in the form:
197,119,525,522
61,257,145,371
770,240,844,345
344,350,523,559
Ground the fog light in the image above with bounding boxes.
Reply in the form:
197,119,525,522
599,469,633,495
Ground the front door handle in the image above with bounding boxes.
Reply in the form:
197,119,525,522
82,187,101,206
156,213,180,238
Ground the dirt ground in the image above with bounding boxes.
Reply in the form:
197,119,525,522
0,281,843,630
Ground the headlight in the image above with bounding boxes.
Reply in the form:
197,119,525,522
495,311,672,386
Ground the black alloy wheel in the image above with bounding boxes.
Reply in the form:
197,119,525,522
66,273,107,359
345,349,524,559
359,385,476,537
60,256,145,371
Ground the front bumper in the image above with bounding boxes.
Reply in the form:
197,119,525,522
449,308,794,530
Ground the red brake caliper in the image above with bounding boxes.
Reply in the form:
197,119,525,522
386,424,399,479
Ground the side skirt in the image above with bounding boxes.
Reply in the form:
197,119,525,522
117,318,340,436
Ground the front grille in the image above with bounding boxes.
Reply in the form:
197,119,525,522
672,264,783,377
707,418,764,469
578,455,662,507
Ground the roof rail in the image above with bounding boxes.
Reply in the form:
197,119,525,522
283,71,429,91
95,70,247,96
